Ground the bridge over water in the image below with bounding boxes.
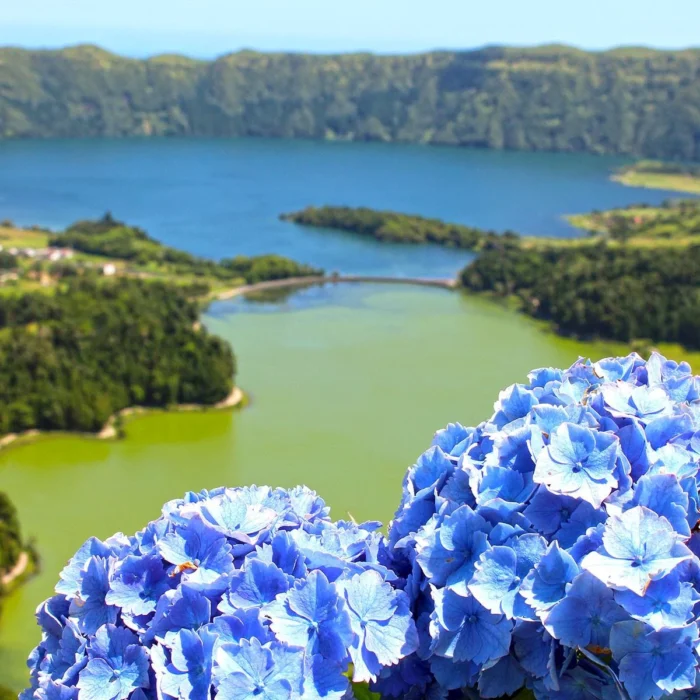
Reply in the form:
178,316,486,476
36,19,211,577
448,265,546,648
216,274,457,301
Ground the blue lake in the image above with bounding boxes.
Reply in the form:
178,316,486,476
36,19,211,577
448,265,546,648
0,138,683,278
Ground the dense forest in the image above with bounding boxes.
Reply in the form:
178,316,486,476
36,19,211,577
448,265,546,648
461,239,700,348
0,492,22,578
0,277,235,435
283,206,518,249
3,45,700,160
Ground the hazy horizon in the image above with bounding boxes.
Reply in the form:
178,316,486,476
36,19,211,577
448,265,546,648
2,38,700,60
3,0,700,59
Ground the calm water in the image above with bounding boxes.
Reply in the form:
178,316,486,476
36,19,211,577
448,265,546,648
0,140,692,688
0,284,634,688
0,138,684,278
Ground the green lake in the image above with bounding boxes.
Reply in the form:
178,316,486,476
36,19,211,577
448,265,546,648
0,282,645,688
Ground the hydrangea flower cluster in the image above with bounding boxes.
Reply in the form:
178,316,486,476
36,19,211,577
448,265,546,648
22,485,418,700
383,353,700,700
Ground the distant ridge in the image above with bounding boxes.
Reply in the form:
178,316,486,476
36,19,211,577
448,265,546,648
1,43,700,160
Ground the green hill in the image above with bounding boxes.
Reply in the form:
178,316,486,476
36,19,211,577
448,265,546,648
2,44,700,160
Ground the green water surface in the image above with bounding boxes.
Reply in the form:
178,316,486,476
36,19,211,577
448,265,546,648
0,284,668,688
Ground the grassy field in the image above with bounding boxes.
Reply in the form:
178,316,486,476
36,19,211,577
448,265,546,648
613,171,700,195
0,225,50,249
563,200,700,248
612,160,700,195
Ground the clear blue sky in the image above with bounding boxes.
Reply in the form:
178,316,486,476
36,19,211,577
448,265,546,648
3,0,699,57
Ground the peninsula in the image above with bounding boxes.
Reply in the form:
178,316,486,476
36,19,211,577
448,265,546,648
2,45,700,161
612,161,700,194
0,214,321,437
281,206,518,250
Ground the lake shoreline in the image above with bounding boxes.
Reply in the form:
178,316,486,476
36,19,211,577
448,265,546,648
0,386,246,452
0,552,29,589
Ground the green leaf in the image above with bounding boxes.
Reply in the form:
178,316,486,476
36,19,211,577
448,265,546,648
351,682,381,700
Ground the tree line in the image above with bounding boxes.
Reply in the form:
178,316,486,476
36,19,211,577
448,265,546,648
282,206,519,249
0,492,22,578
2,45,700,160
0,277,236,435
461,240,700,348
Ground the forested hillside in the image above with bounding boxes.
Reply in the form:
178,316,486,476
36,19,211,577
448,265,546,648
2,44,700,159
460,200,700,348
0,278,236,435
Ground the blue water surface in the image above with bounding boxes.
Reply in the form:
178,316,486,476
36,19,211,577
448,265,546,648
0,138,683,277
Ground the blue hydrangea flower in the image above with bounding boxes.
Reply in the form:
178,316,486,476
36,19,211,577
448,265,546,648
199,489,279,546
157,514,233,582
542,571,627,648
76,625,149,700
533,423,619,508
614,573,699,630
414,505,490,593
25,353,700,700
430,589,512,665
519,541,579,612
69,557,118,635
105,553,173,615
32,616,86,685
532,667,615,700
611,620,698,699
302,654,350,700
338,570,418,683
630,473,691,536
220,559,290,612
523,488,583,536
469,534,547,619
27,485,404,700
384,354,700,698
582,506,693,595
477,654,527,699
144,584,212,644
265,569,353,662
206,609,272,647
56,538,117,597
214,638,303,699
601,383,672,423
491,383,539,430
156,628,216,699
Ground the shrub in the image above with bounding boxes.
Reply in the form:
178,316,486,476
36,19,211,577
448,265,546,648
22,486,417,700
382,352,700,698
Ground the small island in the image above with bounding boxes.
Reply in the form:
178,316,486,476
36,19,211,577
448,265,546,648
0,214,322,439
281,206,519,250
612,160,700,194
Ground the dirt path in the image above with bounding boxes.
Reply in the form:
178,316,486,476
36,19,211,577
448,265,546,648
1,551,28,587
